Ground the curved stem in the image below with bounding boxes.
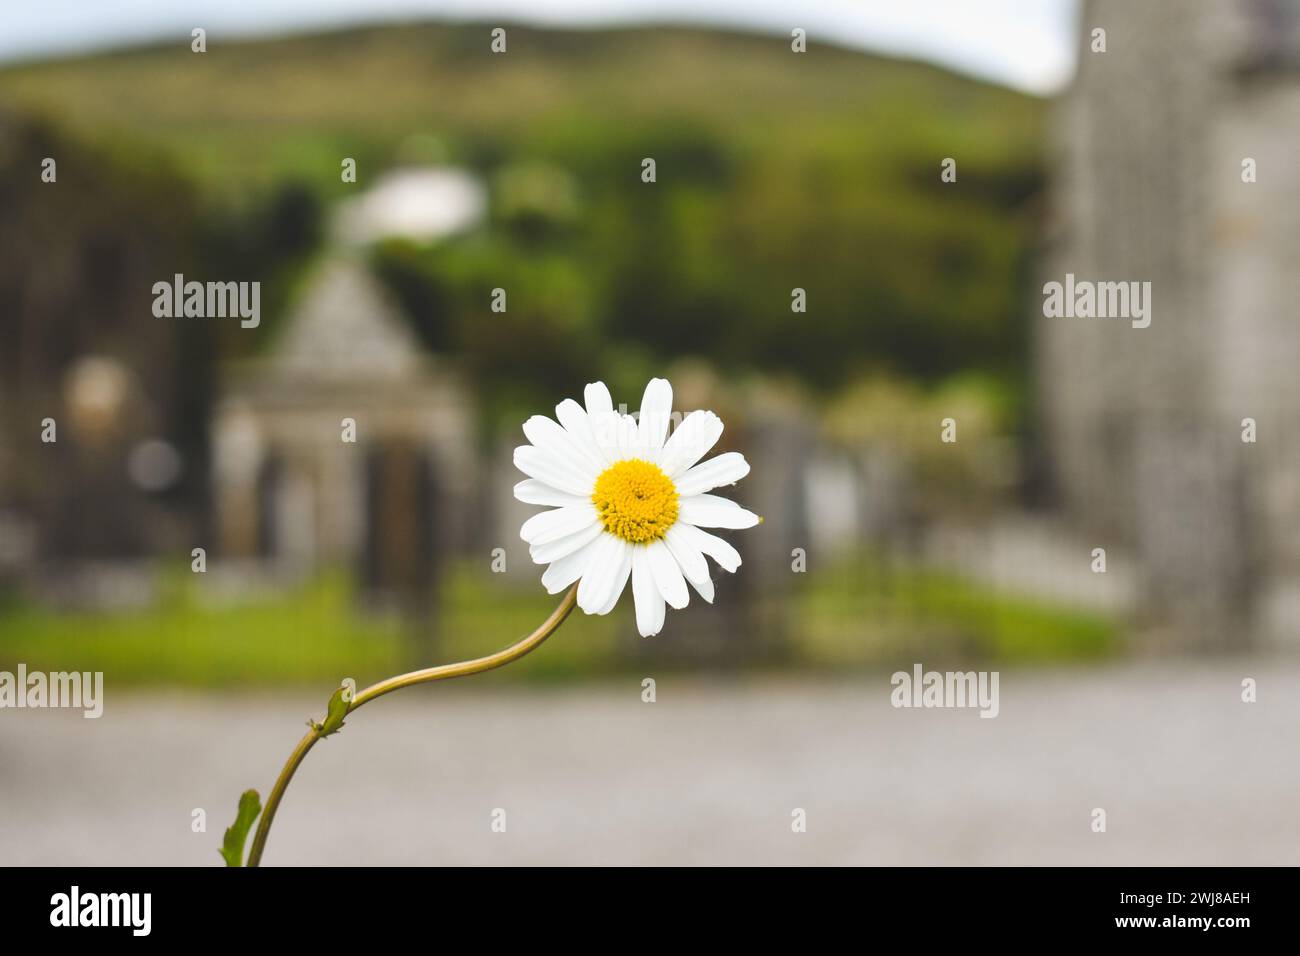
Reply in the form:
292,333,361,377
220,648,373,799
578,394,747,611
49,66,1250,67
245,583,578,867
245,728,318,868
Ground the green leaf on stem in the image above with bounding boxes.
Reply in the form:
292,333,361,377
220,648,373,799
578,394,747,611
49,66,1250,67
310,685,350,738
219,789,262,867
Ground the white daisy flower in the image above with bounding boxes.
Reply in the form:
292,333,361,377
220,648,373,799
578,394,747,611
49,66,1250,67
513,378,759,637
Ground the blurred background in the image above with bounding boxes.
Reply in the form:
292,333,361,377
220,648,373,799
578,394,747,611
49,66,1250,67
2,0,1299,865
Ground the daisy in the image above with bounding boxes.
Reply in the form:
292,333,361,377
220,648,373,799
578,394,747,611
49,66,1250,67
513,378,759,637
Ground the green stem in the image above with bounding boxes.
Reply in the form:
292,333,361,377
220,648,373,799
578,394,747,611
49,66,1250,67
245,583,578,867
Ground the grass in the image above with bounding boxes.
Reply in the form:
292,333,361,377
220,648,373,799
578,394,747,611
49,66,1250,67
0,571,406,688
0,567,628,689
0,555,1118,688
797,555,1119,668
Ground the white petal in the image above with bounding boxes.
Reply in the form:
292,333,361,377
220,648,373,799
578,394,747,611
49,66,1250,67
659,410,723,477
522,415,601,477
632,547,667,637
598,545,634,615
678,494,761,530
576,534,620,612
513,479,587,508
577,535,631,615
687,572,715,604
647,539,689,610
541,537,601,594
637,378,673,450
514,445,593,497
663,525,709,584
520,504,598,546
613,413,646,462
672,523,741,573
675,452,750,496
584,381,613,418
556,398,609,467
588,410,624,463
529,522,602,564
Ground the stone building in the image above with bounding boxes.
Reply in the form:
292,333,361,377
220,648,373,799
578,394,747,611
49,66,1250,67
211,254,475,613
1038,0,1300,648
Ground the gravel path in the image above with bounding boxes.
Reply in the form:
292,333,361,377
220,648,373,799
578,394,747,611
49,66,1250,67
2,663,1297,865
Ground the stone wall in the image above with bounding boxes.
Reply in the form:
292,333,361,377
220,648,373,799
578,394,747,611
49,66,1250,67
1039,0,1300,648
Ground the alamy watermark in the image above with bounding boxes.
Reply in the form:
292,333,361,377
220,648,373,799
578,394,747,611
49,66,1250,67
1043,273,1151,329
891,663,999,718
0,664,103,718
152,274,260,328
50,886,150,936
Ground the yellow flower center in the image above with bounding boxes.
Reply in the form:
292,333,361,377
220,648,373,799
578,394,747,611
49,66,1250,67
592,458,679,544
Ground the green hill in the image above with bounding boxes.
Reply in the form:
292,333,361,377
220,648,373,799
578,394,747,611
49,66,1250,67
0,23,1042,189
0,22,1046,415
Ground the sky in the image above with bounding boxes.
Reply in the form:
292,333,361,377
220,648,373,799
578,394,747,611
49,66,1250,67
0,0,1082,94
